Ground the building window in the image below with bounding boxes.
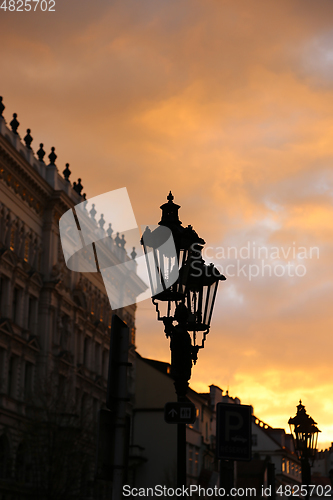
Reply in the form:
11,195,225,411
27,296,37,332
81,393,89,421
58,374,67,399
100,302,104,322
282,458,285,472
102,350,108,379
83,337,89,368
0,434,11,479
95,343,101,374
286,460,290,474
194,408,199,430
0,276,9,317
60,315,70,351
24,238,29,263
93,398,99,423
188,445,193,476
10,227,15,252
130,327,135,345
75,388,80,411
24,362,34,400
204,454,213,471
7,356,18,398
12,287,21,324
90,296,95,316
0,348,5,392
194,448,199,477
0,277,2,315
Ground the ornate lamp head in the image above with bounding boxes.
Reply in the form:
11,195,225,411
288,400,321,463
141,192,226,350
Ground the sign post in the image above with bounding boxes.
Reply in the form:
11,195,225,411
216,403,252,493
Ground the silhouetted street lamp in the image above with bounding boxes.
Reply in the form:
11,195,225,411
289,401,321,491
141,192,225,488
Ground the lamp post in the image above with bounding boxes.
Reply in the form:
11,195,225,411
141,192,225,489
288,401,321,491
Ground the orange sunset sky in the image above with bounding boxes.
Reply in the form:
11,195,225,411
1,0,333,448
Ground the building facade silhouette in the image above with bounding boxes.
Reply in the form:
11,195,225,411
0,97,145,499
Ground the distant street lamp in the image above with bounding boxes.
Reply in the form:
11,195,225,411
141,192,225,488
288,401,321,490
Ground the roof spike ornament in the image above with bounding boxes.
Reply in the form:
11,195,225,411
48,147,57,165
10,113,19,134
63,163,71,182
90,204,97,221
98,214,105,230
107,223,113,238
115,232,121,247
0,96,5,118
24,129,33,149
131,247,137,260
37,143,46,162
76,178,83,195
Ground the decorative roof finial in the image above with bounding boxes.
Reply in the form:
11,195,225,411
115,232,121,247
167,191,174,202
76,178,83,195
0,96,5,118
107,223,113,238
131,247,137,260
90,204,97,221
48,147,57,165
24,129,33,149
73,178,83,195
10,113,19,134
98,214,105,230
37,143,46,162
63,163,71,182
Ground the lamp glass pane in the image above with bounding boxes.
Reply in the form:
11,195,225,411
203,285,211,326
141,224,179,298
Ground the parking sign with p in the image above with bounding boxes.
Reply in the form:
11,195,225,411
216,403,252,461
